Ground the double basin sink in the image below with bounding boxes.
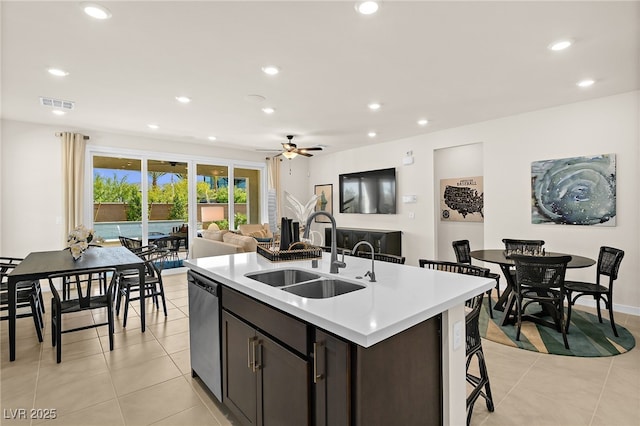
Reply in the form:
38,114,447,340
245,269,365,299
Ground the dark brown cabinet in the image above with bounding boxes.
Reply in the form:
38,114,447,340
220,286,442,426
324,227,402,256
222,310,310,426
313,329,351,426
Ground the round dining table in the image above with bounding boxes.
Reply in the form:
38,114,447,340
470,249,595,326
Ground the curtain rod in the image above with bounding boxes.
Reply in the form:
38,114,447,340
55,132,90,140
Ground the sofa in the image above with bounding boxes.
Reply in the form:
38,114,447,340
190,224,258,259
238,223,273,242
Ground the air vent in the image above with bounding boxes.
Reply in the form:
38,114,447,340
39,97,75,110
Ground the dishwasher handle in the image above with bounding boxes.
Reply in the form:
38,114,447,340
188,271,220,296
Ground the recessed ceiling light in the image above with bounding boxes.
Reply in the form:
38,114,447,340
147,124,159,130
52,110,66,116
368,132,377,138
368,102,381,110
47,68,69,77
208,136,217,141
548,39,573,51
175,96,191,104
261,66,280,76
355,1,380,15
262,107,275,114
577,79,595,88
82,3,112,20
417,119,429,126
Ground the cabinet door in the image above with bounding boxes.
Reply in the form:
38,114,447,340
222,311,258,426
257,333,310,426
314,330,350,426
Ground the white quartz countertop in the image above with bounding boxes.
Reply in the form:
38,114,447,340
185,252,494,347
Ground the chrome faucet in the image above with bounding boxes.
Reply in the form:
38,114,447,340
352,241,376,282
303,211,346,274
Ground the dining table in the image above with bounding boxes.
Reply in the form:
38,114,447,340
6,246,145,361
470,249,595,326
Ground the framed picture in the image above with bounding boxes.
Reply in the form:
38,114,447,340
440,176,484,222
531,153,616,226
314,184,333,222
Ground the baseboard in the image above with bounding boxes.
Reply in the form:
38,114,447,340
574,298,640,317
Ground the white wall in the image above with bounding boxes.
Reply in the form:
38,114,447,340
3,92,638,312
0,119,267,256
303,91,640,313
434,143,484,261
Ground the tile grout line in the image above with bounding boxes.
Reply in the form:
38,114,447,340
587,357,614,426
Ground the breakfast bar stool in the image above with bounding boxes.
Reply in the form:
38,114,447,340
452,240,501,318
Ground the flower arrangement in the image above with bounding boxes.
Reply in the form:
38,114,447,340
67,225,94,260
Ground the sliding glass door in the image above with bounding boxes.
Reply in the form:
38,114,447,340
90,149,266,254
92,155,143,244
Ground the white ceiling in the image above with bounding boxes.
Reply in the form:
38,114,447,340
2,1,638,156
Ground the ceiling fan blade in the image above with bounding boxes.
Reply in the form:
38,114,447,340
298,147,323,152
297,151,313,157
282,143,295,151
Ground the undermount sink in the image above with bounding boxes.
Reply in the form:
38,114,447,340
282,279,365,299
246,269,321,287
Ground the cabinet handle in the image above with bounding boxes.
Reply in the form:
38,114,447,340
251,339,261,372
247,337,253,370
313,342,324,383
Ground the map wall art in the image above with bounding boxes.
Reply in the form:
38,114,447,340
531,153,616,226
440,176,484,222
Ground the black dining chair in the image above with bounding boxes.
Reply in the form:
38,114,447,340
511,254,572,349
418,259,495,424
48,267,118,363
452,240,501,318
565,246,624,337
119,236,143,252
502,238,545,255
355,251,406,264
1,259,44,343
116,245,168,327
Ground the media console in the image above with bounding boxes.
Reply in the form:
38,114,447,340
324,227,402,256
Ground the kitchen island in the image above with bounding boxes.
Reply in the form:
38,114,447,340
185,252,494,426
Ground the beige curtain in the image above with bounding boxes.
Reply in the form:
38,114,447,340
267,157,282,233
61,132,87,237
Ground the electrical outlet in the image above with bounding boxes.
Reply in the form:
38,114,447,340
453,321,462,350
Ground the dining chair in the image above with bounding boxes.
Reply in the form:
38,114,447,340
119,236,143,252
116,246,168,327
565,246,624,337
511,254,572,349
502,238,545,255
418,259,495,424
1,259,44,343
47,267,118,363
452,240,501,318
355,251,406,264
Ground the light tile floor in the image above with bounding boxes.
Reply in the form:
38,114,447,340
1,271,639,426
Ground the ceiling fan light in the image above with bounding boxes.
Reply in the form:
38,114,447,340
282,151,298,159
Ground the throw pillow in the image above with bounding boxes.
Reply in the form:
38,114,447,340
249,230,267,238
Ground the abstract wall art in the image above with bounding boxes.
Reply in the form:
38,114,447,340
440,176,484,222
531,153,616,226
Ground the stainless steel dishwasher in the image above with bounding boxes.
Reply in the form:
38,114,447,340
187,270,222,402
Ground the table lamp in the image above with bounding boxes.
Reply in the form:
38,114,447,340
201,206,225,228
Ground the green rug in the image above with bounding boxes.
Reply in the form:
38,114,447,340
479,299,636,357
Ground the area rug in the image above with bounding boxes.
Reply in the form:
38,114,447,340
479,299,635,357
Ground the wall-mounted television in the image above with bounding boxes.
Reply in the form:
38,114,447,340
339,167,397,214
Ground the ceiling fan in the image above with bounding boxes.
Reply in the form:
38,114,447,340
276,135,323,159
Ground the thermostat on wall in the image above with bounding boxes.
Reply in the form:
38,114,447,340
402,195,417,203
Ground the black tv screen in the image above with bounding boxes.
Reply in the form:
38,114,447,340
339,168,396,214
